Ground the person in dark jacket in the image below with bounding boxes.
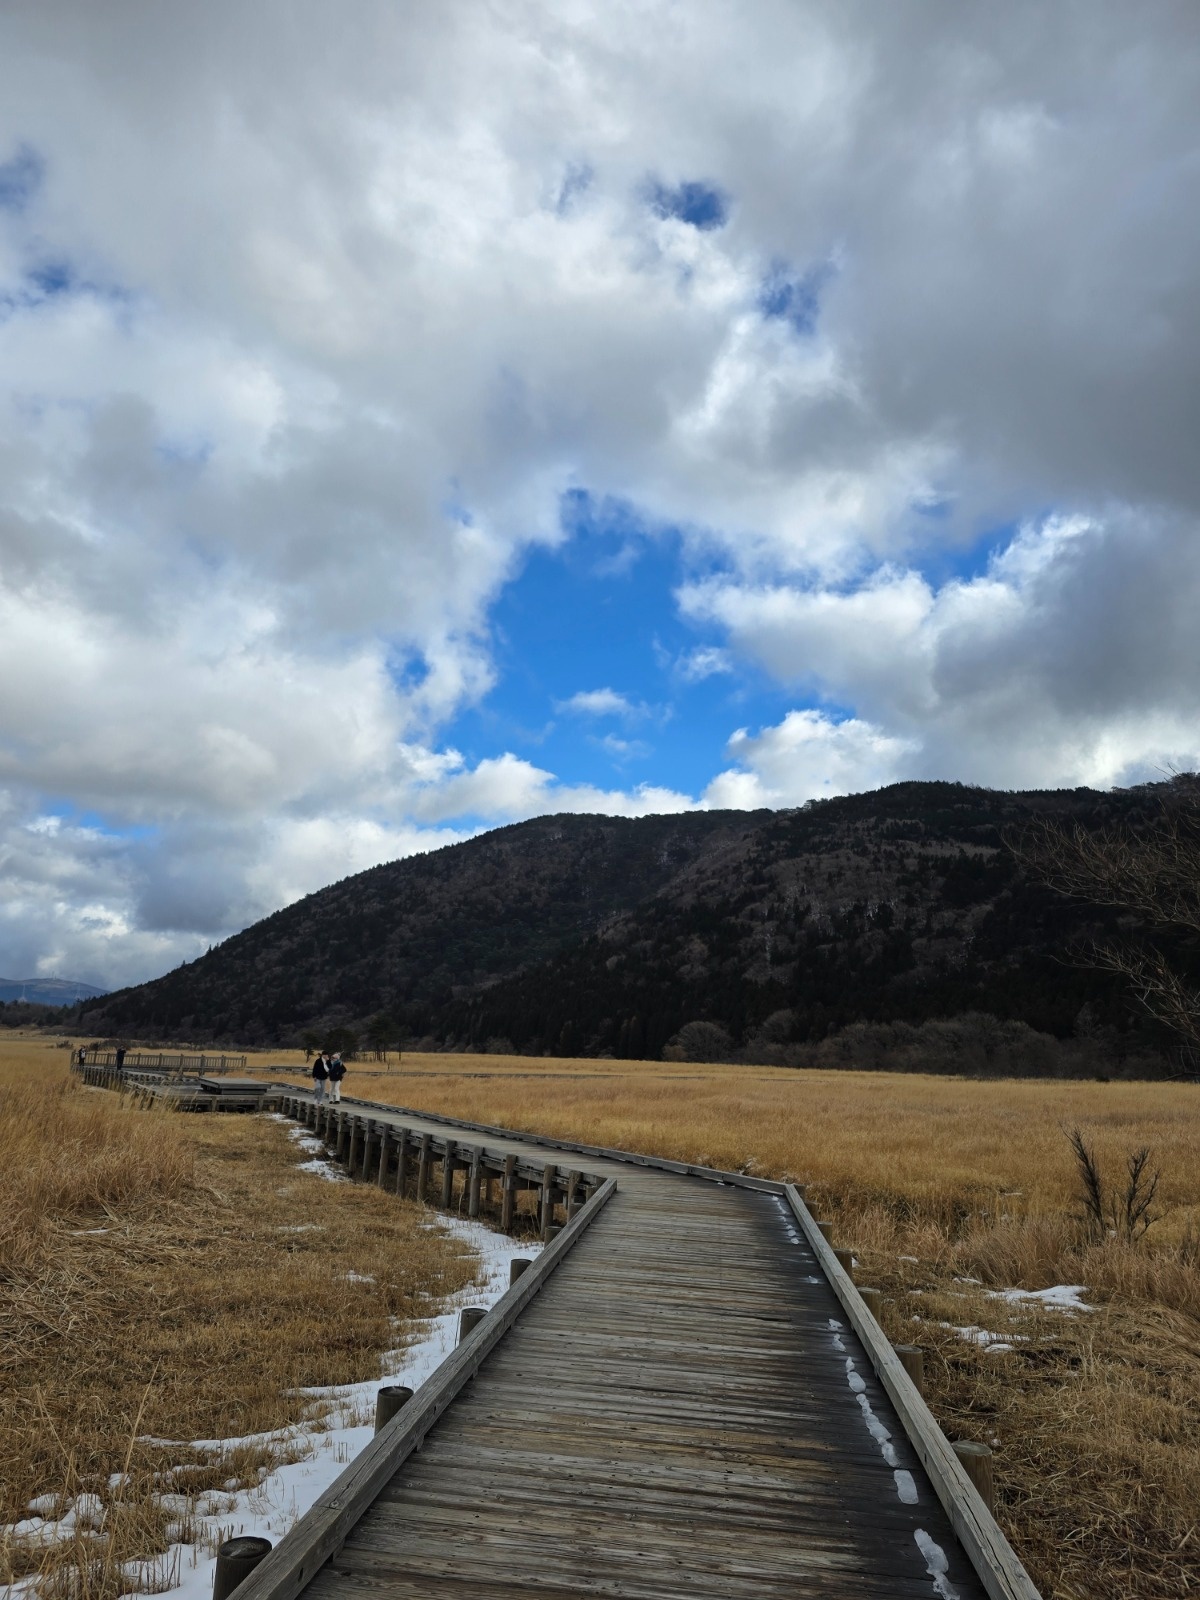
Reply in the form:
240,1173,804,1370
327,1052,346,1102
312,1051,329,1102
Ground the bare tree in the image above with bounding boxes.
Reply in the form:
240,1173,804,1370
1008,777,1200,1054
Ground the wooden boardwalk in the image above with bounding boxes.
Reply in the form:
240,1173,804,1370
239,1093,1035,1600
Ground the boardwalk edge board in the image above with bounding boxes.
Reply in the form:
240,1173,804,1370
783,1185,1041,1600
234,1175,617,1600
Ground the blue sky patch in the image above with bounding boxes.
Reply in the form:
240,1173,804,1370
648,178,728,230
0,143,43,213
759,260,832,335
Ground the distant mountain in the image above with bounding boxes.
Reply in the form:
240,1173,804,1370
0,977,108,1006
76,780,1187,1070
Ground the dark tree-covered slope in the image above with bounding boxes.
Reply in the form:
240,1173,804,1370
78,781,1181,1058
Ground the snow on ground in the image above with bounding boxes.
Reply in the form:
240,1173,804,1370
987,1284,1094,1312
1,1122,538,1600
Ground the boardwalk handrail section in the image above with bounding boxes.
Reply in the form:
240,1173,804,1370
80,1050,246,1073
234,1175,618,1600
277,1087,1042,1600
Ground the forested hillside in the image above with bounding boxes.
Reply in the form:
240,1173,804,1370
77,781,1185,1072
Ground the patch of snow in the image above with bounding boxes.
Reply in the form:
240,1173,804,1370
296,1158,348,1183
989,1284,1094,1313
894,1469,918,1505
944,1324,1029,1347
914,1529,960,1599
899,1255,919,1263
344,1272,374,1284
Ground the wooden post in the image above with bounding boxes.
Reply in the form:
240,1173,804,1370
347,1118,362,1177
441,1140,457,1209
893,1343,925,1395
952,1441,995,1513
833,1247,855,1281
858,1286,882,1320
366,1124,383,1183
509,1258,531,1286
212,1536,272,1600
457,1307,487,1344
376,1127,392,1188
500,1153,517,1233
335,1112,349,1162
373,1385,414,1434
540,1163,558,1241
484,1172,495,1209
395,1128,409,1197
417,1133,432,1201
816,1221,834,1245
467,1146,482,1218
565,1169,582,1219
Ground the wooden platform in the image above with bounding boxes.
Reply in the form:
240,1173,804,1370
273,1096,1001,1600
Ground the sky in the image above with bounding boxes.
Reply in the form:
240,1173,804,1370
1,1,1199,989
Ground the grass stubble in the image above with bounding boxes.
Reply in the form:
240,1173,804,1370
0,1039,481,1600
268,1051,1200,1600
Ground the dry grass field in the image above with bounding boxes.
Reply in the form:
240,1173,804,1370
0,1037,483,1600
268,1050,1200,1600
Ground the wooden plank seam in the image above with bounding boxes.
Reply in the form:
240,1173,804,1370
233,1175,618,1600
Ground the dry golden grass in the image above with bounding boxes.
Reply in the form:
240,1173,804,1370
271,1051,1200,1600
0,1036,482,1600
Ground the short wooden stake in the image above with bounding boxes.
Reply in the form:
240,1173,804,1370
952,1440,995,1513
467,1146,482,1218
858,1286,882,1320
373,1384,414,1434
441,1140,457,1208
509,1258,531,1286
417,1133,432,1201
376,1127,392,1188
833,1247,855,1280
212,1536,272,1600
565,1169,582,1219
457,1306,487,1343
500,1153,517,1233
362,1124,379,1182
335,1113,349,1162
347,1118,361,1176
540,1163,558,1241
816,1221,834,1245
893,1343,925,1395
394,1127,409,1196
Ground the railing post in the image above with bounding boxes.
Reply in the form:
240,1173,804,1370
467,1146,482,1218
374,1385,414,1434
212,1536,272,1600
509,1258,531,1286
893,1343,925,1395
457,1307,487,1344
500,1153,517,1233
952,1441,996,1512
376,1127,392,1189
540,1163,558,1242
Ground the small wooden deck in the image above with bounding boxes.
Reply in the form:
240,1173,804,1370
259,1093,1024,1600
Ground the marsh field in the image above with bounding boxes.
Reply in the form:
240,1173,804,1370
5,1035,1200,1600
269,1050,1200,1600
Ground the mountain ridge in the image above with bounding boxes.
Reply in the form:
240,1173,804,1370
76,779,1184,1072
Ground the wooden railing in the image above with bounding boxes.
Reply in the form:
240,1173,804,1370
76,1050,247,1074
279,1092,603,1236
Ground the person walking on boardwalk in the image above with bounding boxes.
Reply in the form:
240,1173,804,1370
328,1052,346,1102
312,1050,328,1103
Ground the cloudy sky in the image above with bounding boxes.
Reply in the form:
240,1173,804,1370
1,1,1198,989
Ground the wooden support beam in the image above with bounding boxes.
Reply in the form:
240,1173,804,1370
335,1112,349,1163
417,1133,432,1202
441,1139,457,1208
347,1117,362,1176
565,1168,582,1219
376,1127,392,1188
540,1162,558,1242
500,1153,517,1233
363,1124,380,1183
394,1127,409,1197
467,1146,482,1218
